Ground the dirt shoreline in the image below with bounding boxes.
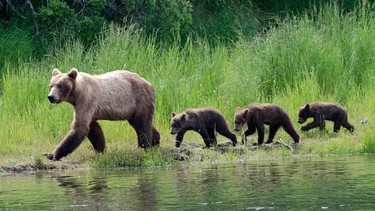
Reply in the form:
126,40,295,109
0,140,293,175
0,161,82,175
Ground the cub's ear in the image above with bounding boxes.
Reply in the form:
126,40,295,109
236,106,242,111
52,68,61,76
180,113,186,122
68,68,78,80
304,104,310,110
243,109,249,117
172,112,176,117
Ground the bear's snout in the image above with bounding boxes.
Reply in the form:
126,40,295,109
48,95,57,103
297,118,306,124
233,125,242,132
170,127,179,135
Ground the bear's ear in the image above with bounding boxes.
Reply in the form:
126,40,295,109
68,68,78,80
52,68,61,76
236,107,241,111
180,113,186,122
172,112,176,117
243,109,249,117
304,104,310,110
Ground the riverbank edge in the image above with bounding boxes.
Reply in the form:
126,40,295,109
1,139,367,175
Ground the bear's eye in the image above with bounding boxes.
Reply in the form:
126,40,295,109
236,119,245,124
172,122,180,128
56,84,63,89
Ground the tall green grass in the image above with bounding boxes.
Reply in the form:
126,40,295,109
1,1,375,168
0,27,35,72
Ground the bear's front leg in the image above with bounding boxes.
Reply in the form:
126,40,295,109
301,121,320,131
207,128,218,147
302,115,322,131
301,125,310,131
256,132,265,145
241,133,247,145
243,124,256,145
175,132,186,148
48,129,87,160
255,124,265,145
333,119,342,133
47,118,90,160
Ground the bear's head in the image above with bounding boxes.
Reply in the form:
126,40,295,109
170,112,186,135
233,107,249,132
170,112,188,147
297,103,311,124
48,68,78,104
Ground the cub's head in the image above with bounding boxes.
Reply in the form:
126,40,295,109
170,112,188,147
170,112,187,135
233,107,249,132
297,103,311,124
47,68,78,104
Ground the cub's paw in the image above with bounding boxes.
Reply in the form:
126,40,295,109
301,126,309,131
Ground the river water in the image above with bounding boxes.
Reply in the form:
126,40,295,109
1,155,375,210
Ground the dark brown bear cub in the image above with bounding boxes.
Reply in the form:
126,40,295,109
298,102,354,133
170,108,237,148
233,103,300,145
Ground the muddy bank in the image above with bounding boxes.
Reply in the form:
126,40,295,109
0,161,80,175
0,140,294,174
172,139,294,161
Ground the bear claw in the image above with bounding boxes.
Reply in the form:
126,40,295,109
43,153,55,161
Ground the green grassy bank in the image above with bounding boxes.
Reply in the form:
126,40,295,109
1,2,375,171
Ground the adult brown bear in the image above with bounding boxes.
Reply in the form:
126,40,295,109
298,102,354,133
46,68,160,160
233,103,300,145
170,108,237,148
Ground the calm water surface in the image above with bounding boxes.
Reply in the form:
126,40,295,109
1,155,375,210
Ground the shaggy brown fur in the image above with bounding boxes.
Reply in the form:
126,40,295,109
298,102,354,133
46,68,160,160
170,108,237,148
234,103,300,145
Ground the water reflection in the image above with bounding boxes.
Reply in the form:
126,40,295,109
129,173,158,210
0,155,375,210
52,170,160,210
54,174,109,210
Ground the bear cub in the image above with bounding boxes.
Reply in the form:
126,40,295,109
233,103,300,145
170,108,237,148
298,102,354,133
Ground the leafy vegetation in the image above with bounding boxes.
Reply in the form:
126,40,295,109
1,1,375,170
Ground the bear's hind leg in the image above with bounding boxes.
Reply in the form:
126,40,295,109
130,119,153,148
282,123,300,143
266,125,280,144
88,121,106,152
151,124,161,146
216,124,237,146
